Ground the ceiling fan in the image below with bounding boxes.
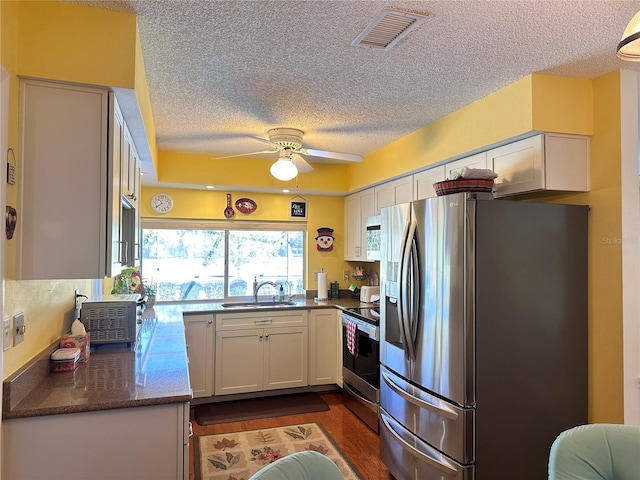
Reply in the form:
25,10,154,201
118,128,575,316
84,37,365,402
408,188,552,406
212,128,363,180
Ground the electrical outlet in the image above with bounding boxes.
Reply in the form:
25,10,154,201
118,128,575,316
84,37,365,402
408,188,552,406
13,312,25,346
343,270,350,281
314,271,320,282
3,316,10,351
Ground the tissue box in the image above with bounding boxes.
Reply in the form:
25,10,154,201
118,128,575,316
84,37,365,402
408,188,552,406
60,333,90,362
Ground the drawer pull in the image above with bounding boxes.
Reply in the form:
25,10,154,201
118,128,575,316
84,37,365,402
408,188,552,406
381,369,458,420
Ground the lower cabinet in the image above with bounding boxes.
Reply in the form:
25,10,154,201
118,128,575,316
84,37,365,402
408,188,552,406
183,313,214,398
214,310,309,396
184,308,341,398
2,402,190,480
309,309,339,385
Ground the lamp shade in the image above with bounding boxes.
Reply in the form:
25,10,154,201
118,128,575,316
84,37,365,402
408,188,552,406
617,10,640,61
270,157,298,181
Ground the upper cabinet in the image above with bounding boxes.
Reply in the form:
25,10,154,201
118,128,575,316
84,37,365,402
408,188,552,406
20,80,115,279
413,166,445,200
489,133,590,197
445,152,487,179
374,177,413,214
19,79,140,279
122,128,140,206
344,188,375,262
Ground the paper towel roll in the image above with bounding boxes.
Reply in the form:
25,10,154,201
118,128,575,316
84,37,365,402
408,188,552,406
317,272,328,301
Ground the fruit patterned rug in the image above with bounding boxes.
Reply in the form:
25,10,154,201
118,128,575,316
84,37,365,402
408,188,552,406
195,422,364,480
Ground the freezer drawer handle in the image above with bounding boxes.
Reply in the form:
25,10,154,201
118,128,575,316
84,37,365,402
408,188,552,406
380,412,458,477
381,369,458,420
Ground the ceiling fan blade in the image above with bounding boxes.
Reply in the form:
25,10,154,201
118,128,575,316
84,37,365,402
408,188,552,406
211,149,278,160
299,148,363,162
291,153,314,173
247,135,279,148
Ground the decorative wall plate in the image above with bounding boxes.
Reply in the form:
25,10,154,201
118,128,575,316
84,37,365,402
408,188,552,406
224,193,235,218
235,198,257,214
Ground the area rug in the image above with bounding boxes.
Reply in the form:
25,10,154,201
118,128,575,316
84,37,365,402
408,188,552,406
195,392,329,425
195,422,364,480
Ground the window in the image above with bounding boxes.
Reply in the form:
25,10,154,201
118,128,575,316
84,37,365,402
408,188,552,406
140,219,306,303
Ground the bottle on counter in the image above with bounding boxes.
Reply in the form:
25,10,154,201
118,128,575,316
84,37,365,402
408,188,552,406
279,284,285,301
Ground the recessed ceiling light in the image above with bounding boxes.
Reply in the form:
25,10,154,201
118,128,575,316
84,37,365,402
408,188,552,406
205,185,215,189
282,189,290,193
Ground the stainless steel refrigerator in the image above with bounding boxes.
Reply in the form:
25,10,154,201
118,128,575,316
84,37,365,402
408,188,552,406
379,193,588,480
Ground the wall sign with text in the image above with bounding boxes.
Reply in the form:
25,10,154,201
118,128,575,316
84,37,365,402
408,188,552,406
289,199,307,219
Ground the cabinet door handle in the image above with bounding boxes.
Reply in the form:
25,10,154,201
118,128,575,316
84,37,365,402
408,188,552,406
265,334,269,339
259,334,263,339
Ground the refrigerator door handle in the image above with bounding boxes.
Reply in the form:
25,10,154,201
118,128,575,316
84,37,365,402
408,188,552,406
399,218,418,362
381,369,459,421
380,412,458,477
408,236,420,345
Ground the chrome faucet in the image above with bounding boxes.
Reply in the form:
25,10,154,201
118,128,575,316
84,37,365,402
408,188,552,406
253,277,277,302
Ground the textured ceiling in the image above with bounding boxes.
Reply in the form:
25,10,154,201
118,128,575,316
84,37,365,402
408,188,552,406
71,0,640,186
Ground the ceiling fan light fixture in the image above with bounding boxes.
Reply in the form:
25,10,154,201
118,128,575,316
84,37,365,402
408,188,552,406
617,10,640,61
270,156,298,181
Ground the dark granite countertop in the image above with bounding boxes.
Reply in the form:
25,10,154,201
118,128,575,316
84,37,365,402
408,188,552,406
2,305,192,419
179,297,363,315
2,297,367,419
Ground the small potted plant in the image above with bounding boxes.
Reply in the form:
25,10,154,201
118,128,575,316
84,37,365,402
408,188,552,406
143,279,157,307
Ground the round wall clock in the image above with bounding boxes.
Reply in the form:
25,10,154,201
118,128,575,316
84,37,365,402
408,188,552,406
151,193,174,214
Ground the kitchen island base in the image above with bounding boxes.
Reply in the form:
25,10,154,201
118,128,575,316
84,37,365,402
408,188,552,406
2,402,189,480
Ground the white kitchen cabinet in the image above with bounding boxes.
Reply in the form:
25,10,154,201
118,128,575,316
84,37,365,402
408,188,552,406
488,133,590,197
117,106,142,268
111,97,125,269
374,177,414,214
2,402,189,480
19,79,121,279
445,152,488,179
215,310,309,395
122,128,141,206
413,165,446,200
183,313,214,398
308,309,339,385
344,188,375,261
18,79,143,279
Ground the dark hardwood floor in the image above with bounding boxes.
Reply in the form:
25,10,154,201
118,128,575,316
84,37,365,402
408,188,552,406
189,391,392,480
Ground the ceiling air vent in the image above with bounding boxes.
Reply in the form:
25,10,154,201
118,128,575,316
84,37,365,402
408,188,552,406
351,7,430,51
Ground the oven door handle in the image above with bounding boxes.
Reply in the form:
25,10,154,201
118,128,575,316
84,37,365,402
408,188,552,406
381,369,458,420
341,316,377,341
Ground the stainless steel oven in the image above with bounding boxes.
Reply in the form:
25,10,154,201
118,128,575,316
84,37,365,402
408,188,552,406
341,307,380,433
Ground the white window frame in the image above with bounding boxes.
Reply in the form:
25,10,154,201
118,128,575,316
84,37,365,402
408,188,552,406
140,218,307,303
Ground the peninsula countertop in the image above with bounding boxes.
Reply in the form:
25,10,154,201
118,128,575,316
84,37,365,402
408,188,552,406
2,297,365,419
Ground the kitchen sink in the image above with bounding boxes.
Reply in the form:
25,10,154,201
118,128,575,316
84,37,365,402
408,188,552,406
221,301,296,308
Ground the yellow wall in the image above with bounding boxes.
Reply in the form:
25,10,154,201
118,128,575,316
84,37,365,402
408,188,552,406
133,32,159,172
17,2,136,88
535,71,624,422
347,74,594,192
157,150,349,193
141,187,353,292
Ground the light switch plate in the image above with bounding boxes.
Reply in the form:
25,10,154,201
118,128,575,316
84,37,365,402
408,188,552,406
3,316,10,351
13,312,25,346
